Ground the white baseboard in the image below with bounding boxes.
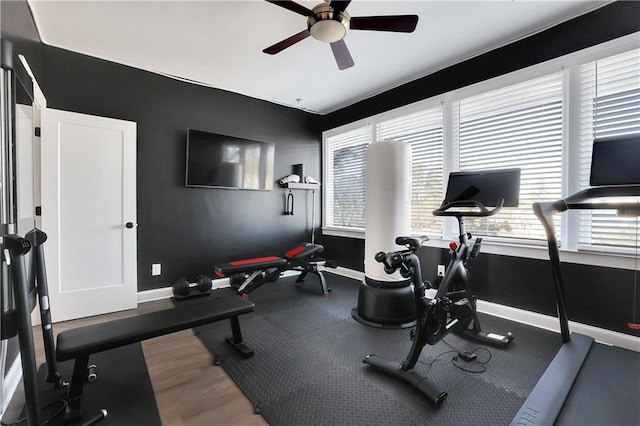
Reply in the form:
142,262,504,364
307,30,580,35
326,268,640,353
137,270,304,304
328,266,365,281
137,277,232,304
475,300,640,353
1,355,23,418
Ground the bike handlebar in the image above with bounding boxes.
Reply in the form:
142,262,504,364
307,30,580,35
375,250,413,278
432,198,505,217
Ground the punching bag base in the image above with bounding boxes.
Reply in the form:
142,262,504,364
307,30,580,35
351,276,416,329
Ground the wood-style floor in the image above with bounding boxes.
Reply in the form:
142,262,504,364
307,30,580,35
24,298,268,425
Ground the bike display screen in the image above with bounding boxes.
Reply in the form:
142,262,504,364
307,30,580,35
590,135,640,186
443,168,521,207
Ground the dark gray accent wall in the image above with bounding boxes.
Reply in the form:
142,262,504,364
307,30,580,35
318,1,640,337
41,46,322,291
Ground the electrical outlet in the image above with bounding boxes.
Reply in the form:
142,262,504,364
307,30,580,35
437,264,445,277
151,263,161,276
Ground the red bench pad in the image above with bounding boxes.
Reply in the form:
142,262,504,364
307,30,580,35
215,256,287,276
284,243,323,261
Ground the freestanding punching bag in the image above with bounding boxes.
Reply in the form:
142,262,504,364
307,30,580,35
351,140,416,328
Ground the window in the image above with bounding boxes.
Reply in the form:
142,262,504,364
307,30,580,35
377,107,444,236
577,48,640,250
324,125,371,230
454,73,564,241
322,35,640,261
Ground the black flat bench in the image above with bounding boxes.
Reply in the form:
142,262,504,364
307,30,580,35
56,293,255,423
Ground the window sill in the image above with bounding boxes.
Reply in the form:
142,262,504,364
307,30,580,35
322,227,637,270
322,227,365,239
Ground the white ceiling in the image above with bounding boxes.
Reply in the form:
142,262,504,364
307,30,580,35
28,0,607,114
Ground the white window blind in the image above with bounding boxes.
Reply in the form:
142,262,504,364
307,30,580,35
455,73,564,240
578,48,640,249
376,107,444,236
325,125,371,230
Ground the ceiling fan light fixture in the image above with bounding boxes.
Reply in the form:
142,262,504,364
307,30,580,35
307,3,350,43
264,0,419,70
310,20,347,43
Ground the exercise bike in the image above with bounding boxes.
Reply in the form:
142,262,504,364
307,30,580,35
363,168,520,406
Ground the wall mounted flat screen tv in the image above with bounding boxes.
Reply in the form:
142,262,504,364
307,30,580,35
185,129,275,190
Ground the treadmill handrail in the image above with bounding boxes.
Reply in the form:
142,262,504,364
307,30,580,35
433,198,504,217
533,183,640,343
537,185,640,215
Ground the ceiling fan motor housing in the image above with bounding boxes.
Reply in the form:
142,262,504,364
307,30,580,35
307,3,350,43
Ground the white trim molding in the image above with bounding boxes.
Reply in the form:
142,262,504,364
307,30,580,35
476,300,640,353
137,277,231,304
137,269,318,304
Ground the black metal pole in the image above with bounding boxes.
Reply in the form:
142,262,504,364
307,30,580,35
4,234,41,425
533,201,571,342
26,228,63,387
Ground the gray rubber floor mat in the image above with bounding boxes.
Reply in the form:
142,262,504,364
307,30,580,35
195,273,569,425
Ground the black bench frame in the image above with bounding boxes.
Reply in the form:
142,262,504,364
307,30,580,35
215,242,335,297
11,229,255,425
57,296,254,423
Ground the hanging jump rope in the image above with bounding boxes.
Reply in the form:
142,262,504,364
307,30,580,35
284,190,294,215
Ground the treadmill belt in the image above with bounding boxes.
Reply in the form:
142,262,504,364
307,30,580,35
557,342,640,426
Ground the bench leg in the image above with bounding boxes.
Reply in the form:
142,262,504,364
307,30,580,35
313,270,331,296
225,316,254,358
294,270,308,284
295,268,331,296
65,355,90,424
235,268,282,296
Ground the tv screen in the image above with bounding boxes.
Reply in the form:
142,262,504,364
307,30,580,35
590,135,640,186
443,168,521,207
185,129,275,190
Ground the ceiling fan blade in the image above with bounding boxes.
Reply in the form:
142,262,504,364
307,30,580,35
350,15,419,32
265,0,314,17
330,1,352,14
263,29,311,54
330,39,354,70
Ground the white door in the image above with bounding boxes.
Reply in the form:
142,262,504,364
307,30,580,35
41,108,137,322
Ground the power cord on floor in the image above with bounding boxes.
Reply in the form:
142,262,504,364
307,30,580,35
416,350,459,367
417,339,492,374
444,339,492,373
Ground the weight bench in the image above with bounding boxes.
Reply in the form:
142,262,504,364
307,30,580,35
56,294,254,423
17,229,256,425
214,242,336,297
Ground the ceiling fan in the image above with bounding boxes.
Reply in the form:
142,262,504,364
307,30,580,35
263,0,419,70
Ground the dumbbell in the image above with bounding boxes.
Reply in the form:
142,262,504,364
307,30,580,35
230,273,247,286
172,275,212,298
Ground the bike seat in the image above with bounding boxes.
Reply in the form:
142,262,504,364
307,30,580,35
395,235,429,250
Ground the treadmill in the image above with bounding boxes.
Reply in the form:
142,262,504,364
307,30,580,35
511,135,640,426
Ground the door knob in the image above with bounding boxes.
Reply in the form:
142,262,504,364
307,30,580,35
125,222,134,229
